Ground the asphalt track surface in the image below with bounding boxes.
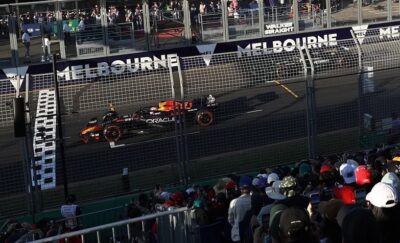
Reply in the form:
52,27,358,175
1,68,400,196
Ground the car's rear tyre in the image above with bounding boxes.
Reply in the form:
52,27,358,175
196,110,214,127
103,125,122,143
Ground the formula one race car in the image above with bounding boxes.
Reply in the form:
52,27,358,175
79,95,217,143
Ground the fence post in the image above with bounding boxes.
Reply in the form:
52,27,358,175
176,57,190,185
221,0,229,41
293,0,300,33
52,54,69,199
55,1,66,59
351,30,364,148
326,0,331,28
142,0,151,50
388,0,392,21
100,0,110,56
302,45,317,158
182,0,192,45
258,0,265,37
8,16,19,67
168,57,187,184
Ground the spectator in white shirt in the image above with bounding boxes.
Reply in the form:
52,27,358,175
21,31,31,59
228,176,252,242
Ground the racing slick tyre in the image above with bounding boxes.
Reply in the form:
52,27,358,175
196,110,214,127
103,125,122,143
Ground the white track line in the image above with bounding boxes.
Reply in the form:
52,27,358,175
246,109,263,114
109,131,201,148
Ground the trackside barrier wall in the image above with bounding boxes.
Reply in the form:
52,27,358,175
3,30,400,220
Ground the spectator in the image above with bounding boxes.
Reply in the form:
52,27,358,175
60,194,81,232
63,22,71,45
228,175,252,243
340,207,379,243
77,16,85,32
77,16,85,44
199,2,207,15
21,30,31,60
279,176,309,208
267,172,279,186
279,207,319,243
91,5,101,24
318,199,343,243
381,172,400,193
366,182,400,243
42,33,51,62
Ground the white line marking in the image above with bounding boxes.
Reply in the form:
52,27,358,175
109,131,201,148
109,141,126,148
246,109,263,114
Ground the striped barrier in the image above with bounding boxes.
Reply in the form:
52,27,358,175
31,89,57,190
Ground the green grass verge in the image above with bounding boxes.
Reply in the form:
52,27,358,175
2,127,364,227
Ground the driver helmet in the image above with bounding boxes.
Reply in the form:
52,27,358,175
207,94,215,103
150,107,158,111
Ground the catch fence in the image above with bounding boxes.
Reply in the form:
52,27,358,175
1,29,400,220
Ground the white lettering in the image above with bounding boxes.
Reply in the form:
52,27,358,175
127,58,140,73
97,62,109,76
380,27,391,39
145,117,174,123
237,44,252,57
110,60,126,75
71,65,84,79
272,41,283,53
252,42,262,56
140,57,153,71
84,64,97,78
283,39,296,52
307,36,318,48
392,26,399,38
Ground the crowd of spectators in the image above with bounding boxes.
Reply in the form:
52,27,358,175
122,143,400,243
3,145,400,243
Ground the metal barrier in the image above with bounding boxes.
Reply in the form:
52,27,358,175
2,30,400,220
29,207,193,243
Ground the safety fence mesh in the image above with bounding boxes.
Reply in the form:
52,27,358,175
2,31,400,220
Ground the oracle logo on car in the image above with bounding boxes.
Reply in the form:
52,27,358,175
145,117,175,123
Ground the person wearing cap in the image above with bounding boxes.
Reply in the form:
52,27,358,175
278,207,318,243
334,163,357,205
279,176,309,209
267,173,279,186
381,172,400,194
319,164,336,201
366,182,400,243
268,204,288,243
228,176,252,242
191,199,210,225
